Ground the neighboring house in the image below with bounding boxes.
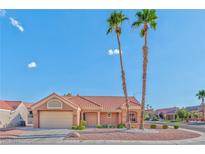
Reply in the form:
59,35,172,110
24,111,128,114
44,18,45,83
0,100,31,128
186,105,201,112
155,107,178,120
185,105,204,120
31,93,141,129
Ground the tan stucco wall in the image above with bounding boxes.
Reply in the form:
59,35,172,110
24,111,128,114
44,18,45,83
0,110,11,128
100,112,118,126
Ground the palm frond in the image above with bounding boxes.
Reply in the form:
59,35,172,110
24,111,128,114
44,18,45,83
132,20,143,28
106,27,113,35
196,90,205,100
140,29,145,37
106,11,128,35
133,9,158,35
150,21,157,30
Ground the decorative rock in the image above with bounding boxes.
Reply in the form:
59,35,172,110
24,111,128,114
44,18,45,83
67,132,80,138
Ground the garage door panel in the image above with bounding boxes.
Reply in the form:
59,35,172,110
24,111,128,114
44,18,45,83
40,111,73,128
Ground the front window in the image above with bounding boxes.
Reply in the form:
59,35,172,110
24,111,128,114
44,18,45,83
129,112,137,122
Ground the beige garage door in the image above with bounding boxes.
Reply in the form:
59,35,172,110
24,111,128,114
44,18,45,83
40,111,73,128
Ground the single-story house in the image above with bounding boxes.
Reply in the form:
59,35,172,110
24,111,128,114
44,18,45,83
31,93,141,129
0,100,31,128
155,107,178,120
186,105,202,112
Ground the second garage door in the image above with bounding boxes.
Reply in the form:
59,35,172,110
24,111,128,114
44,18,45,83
85,112,97,127
39,111,73,128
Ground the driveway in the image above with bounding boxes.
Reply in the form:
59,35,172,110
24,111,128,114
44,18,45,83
0,127,73,144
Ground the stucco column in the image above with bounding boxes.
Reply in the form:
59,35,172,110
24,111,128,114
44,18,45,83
97,111,100,125
77,110,80,126
32,110,39,128
118,112,122,124
73,109,80,126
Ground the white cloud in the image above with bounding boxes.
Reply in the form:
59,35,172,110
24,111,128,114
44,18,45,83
9,17,24,32
108,49,114,55
108,48,121,56
0,9,6,16
113,49,120,55
28,62,37,69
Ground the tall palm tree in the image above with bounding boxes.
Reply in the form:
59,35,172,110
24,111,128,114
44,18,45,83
196,90,205,121
132,9,158,129
107,11,130,128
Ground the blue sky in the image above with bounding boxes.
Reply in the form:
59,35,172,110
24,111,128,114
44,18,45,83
0,10,205,109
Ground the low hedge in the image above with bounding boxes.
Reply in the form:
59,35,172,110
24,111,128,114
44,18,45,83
117,123,126,128
162,125,168,129
72,125,85,130
96,125,103,128
150,124,157,129
96,124,116,128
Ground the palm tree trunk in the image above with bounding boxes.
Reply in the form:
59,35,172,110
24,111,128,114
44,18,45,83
116,31,130,129
140,26,148,130
202,97,205,121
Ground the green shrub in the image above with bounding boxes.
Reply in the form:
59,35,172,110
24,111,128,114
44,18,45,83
150,124,157,129
176,117,181,122
72,124,86,130
78,125,85,130
96,125,103,128
145,117,150,121
80,120,87,127
117,123,126,128
102,124,108,128
72,125,78,130
162,125,168,129
108,125,115,128
152,116,159,121
174,123,180,129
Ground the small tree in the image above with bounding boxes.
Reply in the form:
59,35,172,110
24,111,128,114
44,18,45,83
177,108,189,121
64,92,72,96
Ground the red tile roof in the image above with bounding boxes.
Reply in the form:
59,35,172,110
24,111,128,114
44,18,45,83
0,101,14,110
5,101,22,110
63,96,140,111
63,96,102,110
0,100,33,110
